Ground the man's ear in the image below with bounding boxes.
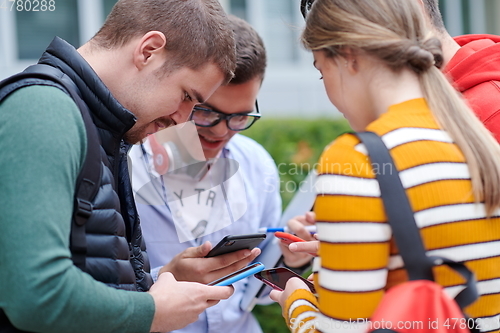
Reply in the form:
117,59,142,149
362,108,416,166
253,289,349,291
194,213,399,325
133,31,167,70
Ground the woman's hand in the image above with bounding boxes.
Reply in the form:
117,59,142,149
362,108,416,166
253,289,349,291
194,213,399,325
280,212,317,267
269,277,311,309
289,239,319,257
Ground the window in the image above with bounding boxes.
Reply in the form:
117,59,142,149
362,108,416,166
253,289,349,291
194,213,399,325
263,0,299,64
15,0,79,59
103,0,117,19
230,0,247,20
439,0,499,36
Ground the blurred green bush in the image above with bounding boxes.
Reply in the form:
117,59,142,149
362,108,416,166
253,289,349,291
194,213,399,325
242,117,351,333
243,117,352,207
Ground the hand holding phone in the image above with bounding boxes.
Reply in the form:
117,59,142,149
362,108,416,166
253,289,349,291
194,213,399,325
158,240,261,284
276,232,317,258
207,262,265,286
274,231,306,245
205,234,266,258
254,267,316,294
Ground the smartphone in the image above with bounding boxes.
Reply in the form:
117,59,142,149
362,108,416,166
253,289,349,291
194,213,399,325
207,262,265,286
254,267,316,293
205,234,267,258
274,232,305,245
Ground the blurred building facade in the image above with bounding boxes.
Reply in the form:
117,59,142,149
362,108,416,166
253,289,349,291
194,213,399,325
1,0,499,117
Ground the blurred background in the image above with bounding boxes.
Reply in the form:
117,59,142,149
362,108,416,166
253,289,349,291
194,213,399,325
1,0,499,332
2,0,500,117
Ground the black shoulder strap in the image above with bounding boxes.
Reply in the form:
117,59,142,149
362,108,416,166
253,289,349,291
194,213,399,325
355,131,478,310
0,64,102,270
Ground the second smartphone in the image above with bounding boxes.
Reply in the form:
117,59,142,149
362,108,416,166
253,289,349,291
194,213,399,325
207,262,265,286
205,233,267,258
254,267,316,294
274,231,305,244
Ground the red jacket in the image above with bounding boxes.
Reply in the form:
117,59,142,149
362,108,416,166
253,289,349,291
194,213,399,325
444,34,500,142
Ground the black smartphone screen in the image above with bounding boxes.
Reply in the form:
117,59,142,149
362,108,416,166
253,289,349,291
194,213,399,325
205,233,267,258
255,267,316,293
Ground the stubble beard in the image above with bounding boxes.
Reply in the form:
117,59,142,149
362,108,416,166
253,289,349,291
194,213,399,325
124,118,176,144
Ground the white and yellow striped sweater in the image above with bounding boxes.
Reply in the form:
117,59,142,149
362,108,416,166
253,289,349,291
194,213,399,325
284,98,500,333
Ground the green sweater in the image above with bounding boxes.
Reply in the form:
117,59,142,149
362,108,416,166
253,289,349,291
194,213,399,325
0,85,155,332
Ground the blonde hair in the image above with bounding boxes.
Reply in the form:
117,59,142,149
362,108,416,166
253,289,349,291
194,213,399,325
302,0,500,215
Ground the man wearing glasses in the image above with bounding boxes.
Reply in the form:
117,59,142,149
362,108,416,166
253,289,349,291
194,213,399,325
129,16,285,333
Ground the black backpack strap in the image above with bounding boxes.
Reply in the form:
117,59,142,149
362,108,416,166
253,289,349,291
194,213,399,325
0,66,65,101
0,64,102,270
355,132,433,281
355,131,478,310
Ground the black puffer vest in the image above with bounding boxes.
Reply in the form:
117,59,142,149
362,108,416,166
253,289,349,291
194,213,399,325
0,37,152,332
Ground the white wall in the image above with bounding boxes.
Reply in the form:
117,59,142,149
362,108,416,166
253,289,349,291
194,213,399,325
228,0,338,118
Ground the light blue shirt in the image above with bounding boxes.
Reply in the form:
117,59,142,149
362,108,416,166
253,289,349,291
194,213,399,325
129,134,282,333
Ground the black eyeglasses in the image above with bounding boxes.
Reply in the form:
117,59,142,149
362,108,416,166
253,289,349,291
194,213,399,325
190,101,261,131
300,0,314,18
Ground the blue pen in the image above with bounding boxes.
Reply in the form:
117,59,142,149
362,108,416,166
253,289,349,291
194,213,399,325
258,226,317,233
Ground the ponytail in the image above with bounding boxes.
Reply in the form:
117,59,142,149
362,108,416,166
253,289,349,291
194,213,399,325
421,67,500,215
